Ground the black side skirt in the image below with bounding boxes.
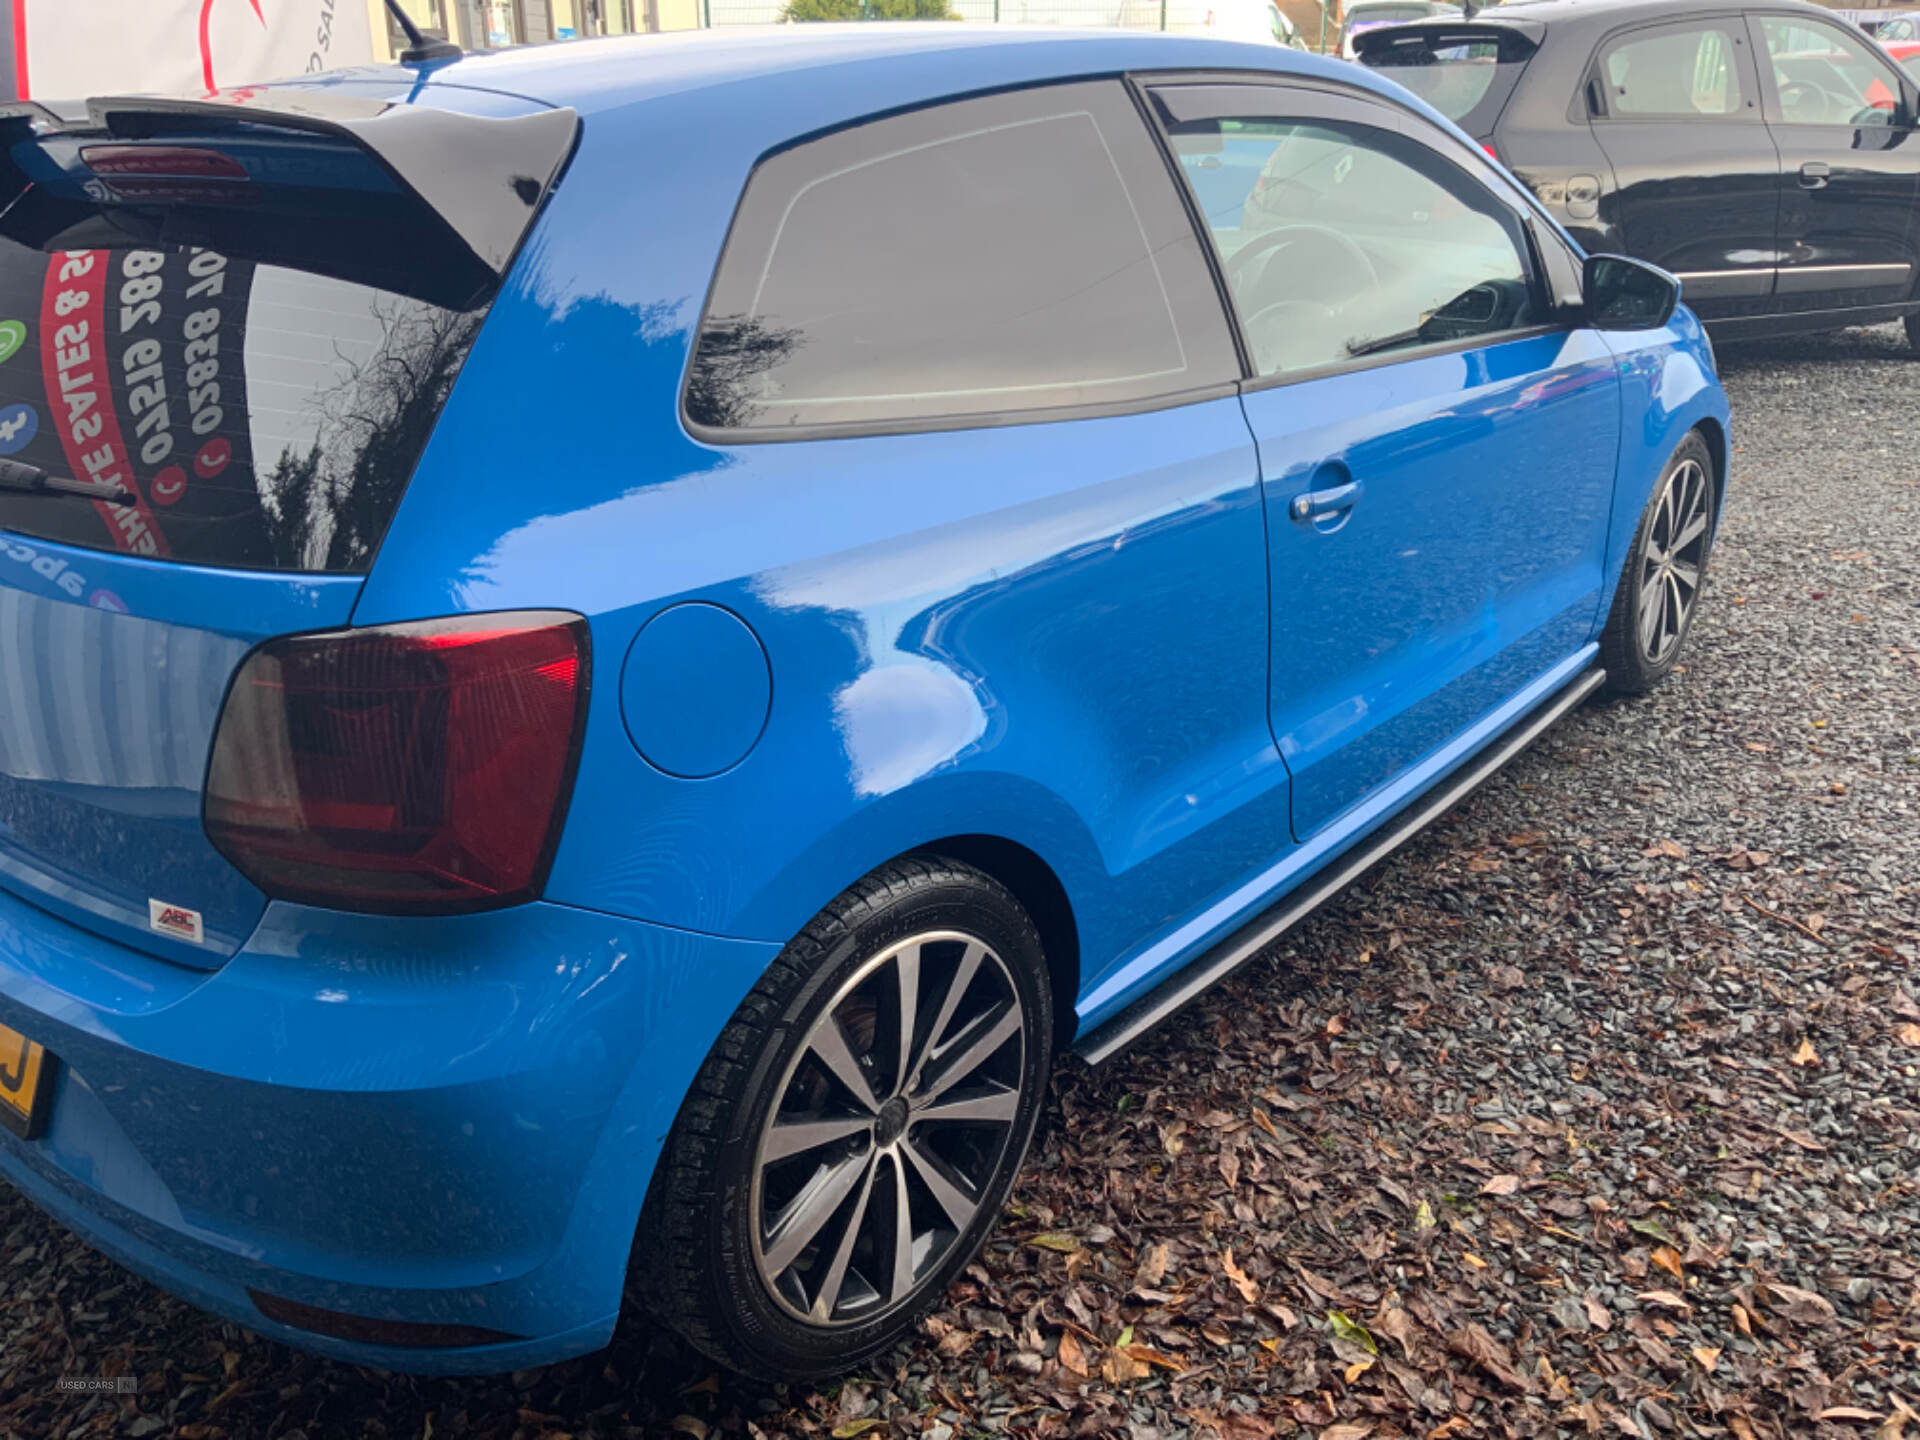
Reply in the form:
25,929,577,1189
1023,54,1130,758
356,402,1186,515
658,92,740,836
1074,665,1607,1065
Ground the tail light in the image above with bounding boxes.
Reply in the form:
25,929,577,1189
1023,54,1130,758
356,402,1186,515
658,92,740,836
205,611,589,914
1480,140,1501,162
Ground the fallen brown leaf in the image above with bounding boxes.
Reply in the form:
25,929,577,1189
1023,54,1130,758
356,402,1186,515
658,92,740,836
1102,1346,1148,1385
1446,1324,1530,1392
1480,1174,1522,1197
1221,1249,1259,1304
1791,1036,1821,1067
1373,1305,1417,1359
1123,1344,1185,1372
936,1328,975,1358
1764,1281,1837,1324
1584,1291,1613,1332
1057,1329,1087,1376
1635,1290,1693,1312
1026,1230,1080,1253
1651,1245,1684,1279
1134,1240,1169,1293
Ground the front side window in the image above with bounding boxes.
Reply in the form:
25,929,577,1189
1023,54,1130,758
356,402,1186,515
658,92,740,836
1760,16,1905,125
684,82,1236,435
1600,23,1749,118
1167,115,1537,378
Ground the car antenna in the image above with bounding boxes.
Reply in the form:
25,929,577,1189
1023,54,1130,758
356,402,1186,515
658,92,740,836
383,0,462,64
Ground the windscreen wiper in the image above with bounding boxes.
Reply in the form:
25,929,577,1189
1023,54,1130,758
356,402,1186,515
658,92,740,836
1346,326,1427,359
0,456,132,505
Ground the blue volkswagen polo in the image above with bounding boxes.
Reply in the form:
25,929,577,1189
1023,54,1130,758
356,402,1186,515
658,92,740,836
0,23,1726,1380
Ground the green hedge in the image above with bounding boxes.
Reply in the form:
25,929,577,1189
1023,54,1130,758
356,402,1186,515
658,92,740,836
784,0,957,19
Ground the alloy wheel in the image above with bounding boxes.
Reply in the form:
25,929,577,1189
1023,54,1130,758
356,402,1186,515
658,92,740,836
750,931,1028,1326
1636,458,1711,666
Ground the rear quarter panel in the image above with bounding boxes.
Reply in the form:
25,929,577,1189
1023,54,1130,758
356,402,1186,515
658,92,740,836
352,68,1294,1007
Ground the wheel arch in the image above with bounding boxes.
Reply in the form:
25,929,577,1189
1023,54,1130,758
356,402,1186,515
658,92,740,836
905,834,1082,1053
1692,413,1729,532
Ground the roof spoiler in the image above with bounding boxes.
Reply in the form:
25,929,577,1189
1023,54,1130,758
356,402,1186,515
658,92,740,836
1351,16,1545,62
0,88,578,310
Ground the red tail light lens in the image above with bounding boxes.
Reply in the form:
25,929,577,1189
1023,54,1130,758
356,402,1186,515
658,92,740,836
205,612,590,914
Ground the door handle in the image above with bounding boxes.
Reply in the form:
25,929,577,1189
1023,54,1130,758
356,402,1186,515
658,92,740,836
1289,480,1363,524
1800,161,1831,190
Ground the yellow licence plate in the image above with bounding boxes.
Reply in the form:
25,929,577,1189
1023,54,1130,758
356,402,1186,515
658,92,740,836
0,1021,53,1140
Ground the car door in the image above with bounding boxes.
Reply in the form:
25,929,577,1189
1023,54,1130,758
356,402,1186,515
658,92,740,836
1751,10,1920,308
643,76,1294,1003
1584,15,1783,312
1151,80,1621,841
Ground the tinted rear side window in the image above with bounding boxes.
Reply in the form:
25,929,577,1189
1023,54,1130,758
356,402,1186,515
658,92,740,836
684,81,1238,436
1356,27,1538,134
1600,22,1749,119
0,243,483,572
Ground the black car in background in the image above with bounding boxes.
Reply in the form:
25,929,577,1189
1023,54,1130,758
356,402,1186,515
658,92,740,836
1356,0,1920,349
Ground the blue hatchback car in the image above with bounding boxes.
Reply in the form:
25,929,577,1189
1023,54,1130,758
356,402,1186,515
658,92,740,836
0,24,1726,1380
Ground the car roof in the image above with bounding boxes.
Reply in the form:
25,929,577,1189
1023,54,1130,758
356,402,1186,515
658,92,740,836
1469,0,1837,24
285,23,1404,120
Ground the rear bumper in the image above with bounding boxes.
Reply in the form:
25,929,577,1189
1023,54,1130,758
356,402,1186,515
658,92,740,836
0,882,780,1374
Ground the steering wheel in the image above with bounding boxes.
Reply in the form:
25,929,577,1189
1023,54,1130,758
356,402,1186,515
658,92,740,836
1777,79,1837,121
1225,224,1379,306
1225,225,1381,373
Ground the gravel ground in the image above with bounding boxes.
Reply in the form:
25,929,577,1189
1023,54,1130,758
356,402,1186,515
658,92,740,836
2,327,1917,1440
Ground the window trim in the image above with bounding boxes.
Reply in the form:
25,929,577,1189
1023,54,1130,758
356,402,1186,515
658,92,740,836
1584,14,1766,125
677,77,1243,448
1745,10,1917,128
1138,73,1564,395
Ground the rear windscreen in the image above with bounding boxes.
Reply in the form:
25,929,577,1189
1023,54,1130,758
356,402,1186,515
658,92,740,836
0,240,484,573
1356,28,1539,135
1351,5,1437,25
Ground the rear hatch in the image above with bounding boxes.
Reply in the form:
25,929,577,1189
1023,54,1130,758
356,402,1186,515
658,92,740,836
0,85,575,967
1353,20,1545,143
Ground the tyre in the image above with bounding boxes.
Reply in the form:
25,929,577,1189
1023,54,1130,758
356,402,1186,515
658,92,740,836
1906,310,1919,352
639,858,1054,1379
1599,430,1717,696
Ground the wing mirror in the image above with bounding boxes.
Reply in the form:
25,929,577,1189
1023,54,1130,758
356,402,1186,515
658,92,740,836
1582,254,1681,331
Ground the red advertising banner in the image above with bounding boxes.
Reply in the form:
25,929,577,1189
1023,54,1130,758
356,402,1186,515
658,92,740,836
7,0,374,103
37,251,168,557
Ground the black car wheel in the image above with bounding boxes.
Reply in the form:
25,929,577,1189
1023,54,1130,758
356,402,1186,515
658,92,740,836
638,858,1053,1379
1600,430,1717,696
